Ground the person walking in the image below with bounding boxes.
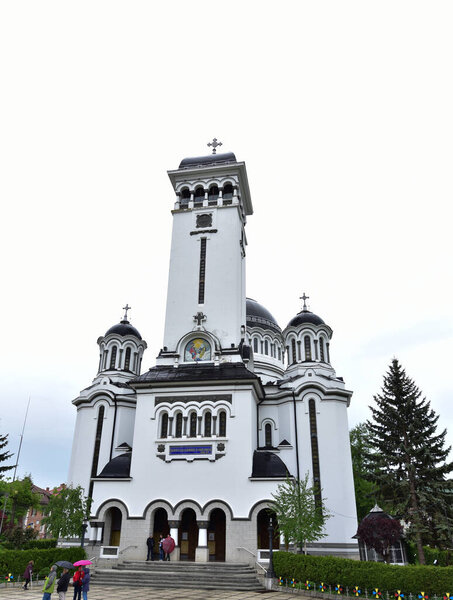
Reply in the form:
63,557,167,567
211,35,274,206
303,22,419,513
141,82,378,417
56,568,70,600
146,533,155,560
22,560,34,590
81,568,90,600
42,565,57,600
72,566,84,600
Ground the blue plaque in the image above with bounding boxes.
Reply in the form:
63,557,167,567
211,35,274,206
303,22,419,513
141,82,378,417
169,445,212,456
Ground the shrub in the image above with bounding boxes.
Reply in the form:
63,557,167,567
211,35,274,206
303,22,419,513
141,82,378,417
273,551,453,595
406,541,452,566
0,547,86,580
1,539,57,551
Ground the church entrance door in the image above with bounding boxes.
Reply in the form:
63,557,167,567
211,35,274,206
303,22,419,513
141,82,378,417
153,508,169,557
179,508,198,561
257,508,279,550
107,507,122,546
208,508,226,561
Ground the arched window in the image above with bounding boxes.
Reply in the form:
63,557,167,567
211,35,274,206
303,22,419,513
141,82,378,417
189,412,197,437
253,337,259,353
304,336,312,361
264,340,269,355
160,413,168,438
90,405,105,478
219,411,226,436
291,338,297,364
223,183,233,204
194,187,204,205
208,185,219,205
109,346,117,370
204,412,212,437
265,423,272,447
175,413,183,438
124,347,131,371
319,338,325,362
278,346,281,360
180,188,190,206
309,399,322,509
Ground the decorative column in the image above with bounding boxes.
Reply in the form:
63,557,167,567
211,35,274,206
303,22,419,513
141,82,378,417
168,520,180,561
195,521,209,562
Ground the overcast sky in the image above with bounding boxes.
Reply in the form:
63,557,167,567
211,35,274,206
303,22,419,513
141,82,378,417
0,1,452,489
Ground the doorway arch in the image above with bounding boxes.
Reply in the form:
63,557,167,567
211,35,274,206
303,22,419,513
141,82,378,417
208,508,226,561
179,508,199,561
106,507,122,546
257,508,279,550
153,507,169,556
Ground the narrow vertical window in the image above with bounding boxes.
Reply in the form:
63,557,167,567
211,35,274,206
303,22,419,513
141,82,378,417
190,412,197,437
319,338,325,362
265,423,272,447
175,413,183,438
198,238,207,304
109,346,117,370
304,336,312,361
219,411,226,436
253,338,258,353
204,412,212,437
264,340,269,355
91,405,105,478
309,399,322,509
291,339,297,364
278,346,281,360
124,347,131,371
161,413,168,438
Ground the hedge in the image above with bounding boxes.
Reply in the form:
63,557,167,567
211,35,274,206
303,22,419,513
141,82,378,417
0,547,86,580
406,542,452,567
0,539,58,551
273,551,453,595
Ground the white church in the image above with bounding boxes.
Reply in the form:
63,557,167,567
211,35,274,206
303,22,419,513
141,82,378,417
67,146,358,562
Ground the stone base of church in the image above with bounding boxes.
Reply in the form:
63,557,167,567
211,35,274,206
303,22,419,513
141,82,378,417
195,546,209,562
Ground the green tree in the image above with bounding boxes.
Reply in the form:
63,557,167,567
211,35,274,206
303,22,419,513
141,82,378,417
42,486,92,540
350,423,379,520
0,476,40,526
355,511,403,563
271,473,330,553
0,434,14,479
366,358,453,565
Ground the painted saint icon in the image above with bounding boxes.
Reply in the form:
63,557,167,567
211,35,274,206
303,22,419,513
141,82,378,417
185,338,211,362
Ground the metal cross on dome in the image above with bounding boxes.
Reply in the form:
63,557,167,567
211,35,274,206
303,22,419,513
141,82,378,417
300,293,309,311
193,311,207,327
123,304,131,320
207,138,222,154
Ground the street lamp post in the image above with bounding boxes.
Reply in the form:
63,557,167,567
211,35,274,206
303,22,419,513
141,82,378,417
80,519,88,548
265,517,276,590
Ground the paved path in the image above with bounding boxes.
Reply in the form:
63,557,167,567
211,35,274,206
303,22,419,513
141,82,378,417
0,584,303,600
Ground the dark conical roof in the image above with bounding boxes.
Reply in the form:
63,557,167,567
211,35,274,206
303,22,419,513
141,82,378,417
105,320,142,340
287,309,325,328
97,453,131,478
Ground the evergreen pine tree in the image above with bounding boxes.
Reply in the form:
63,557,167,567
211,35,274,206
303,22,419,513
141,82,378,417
0,434,14,479
366,358,453,565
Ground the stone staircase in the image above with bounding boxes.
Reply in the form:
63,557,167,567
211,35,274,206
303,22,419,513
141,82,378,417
92,560,265,591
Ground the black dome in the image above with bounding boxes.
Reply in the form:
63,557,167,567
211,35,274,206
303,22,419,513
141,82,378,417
179,152,237,169
97,453,131,478
252,451,290,478
287,309,325,328
105,320,142,340
246,298,281,333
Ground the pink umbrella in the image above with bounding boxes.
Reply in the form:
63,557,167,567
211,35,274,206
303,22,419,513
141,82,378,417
73,560,93,567
162,536,175,554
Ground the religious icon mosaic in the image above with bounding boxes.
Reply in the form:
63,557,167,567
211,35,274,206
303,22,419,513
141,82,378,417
185,338,211,362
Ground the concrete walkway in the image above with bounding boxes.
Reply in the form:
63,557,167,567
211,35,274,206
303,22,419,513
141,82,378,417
0,584,303,600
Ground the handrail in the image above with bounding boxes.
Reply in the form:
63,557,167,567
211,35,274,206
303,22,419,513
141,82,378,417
236,546,256,558
119,544,138,555
255,561,267,574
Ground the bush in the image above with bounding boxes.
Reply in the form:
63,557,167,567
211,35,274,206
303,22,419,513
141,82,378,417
273,551,453,595
406,541,452,566
1,539,57,551
0,547,86,580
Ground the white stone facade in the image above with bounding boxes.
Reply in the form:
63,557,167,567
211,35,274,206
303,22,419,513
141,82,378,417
67,151,358,563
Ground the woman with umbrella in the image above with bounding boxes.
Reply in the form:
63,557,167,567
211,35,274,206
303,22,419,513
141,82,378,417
162,533,175,561
72,561,92,600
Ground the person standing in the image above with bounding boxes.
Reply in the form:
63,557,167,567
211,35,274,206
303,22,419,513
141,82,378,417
56,568,70,600
81,568,90,600
42,565,57,600
158,534,164,560
72,566,84,600
22,560,34,590
146,533,155,560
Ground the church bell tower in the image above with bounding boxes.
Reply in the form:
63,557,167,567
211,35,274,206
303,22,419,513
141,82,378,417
159,144,253,364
